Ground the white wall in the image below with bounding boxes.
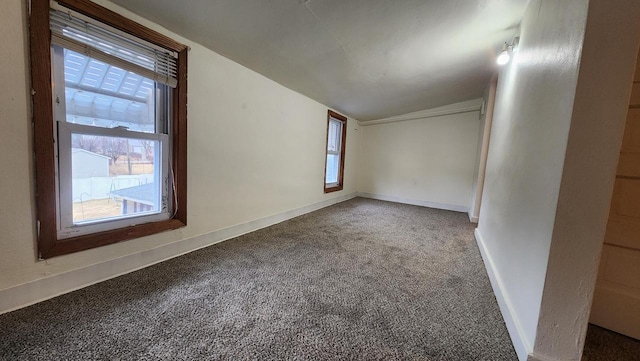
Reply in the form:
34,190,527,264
358,100,482,212
532,0,640,360
475,0,589,358
0,0,359,300
476,0,640,360
468,78,497,223
467,98,487,221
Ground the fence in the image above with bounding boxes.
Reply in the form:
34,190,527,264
72,174,154,202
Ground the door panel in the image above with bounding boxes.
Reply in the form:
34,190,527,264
611,179,640,218
601,245,640,289
621,109,640,149
617,153,640,177
630,83,640,106
591,245,640,339
606,218,640,249
617,109,640,176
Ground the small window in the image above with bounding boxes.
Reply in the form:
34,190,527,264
324,110,347,193
30,0,188,258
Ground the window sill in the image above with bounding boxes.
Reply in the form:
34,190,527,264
324,184,344,193
40,218,186,259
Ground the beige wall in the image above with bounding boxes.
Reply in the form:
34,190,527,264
0,0,35,288
0,0,360,292
358,100,482,211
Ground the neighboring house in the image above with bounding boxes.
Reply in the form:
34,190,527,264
110,182,156,215
71,148,109,178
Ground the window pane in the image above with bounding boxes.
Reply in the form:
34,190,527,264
71,134,160,223
326,154,340,184
327,119,342,152
63,48,159,133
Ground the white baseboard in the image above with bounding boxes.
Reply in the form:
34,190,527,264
474,228,532,361
357,192,469,213
526,353,558,361
468,213,479,223
0,193,357,315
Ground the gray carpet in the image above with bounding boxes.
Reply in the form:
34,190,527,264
0,198,517,360
582,324,640,361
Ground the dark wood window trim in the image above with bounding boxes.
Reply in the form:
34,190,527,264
324,110,347,193
30,0,188,259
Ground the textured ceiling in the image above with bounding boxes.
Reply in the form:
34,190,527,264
110,0,528,121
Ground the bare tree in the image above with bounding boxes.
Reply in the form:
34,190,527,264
71,134,101,153
101,137,127,164
140,140,154,162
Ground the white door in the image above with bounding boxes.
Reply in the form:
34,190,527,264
590,52,640,340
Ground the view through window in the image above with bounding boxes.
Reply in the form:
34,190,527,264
324,110,347,193
60,49,167,226
30,0,188,258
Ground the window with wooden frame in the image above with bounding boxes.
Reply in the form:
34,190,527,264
30,0,188,259
324,110,347,193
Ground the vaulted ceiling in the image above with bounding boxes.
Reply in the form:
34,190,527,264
110,0,529,121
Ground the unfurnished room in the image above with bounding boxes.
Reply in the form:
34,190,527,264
1,0,640,360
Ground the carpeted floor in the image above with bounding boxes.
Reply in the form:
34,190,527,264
0,198,517,360
582,324,640,361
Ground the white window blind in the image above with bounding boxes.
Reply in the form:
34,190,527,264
49,2,178,87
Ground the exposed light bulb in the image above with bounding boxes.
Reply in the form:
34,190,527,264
496,41,511,65
496,50,510,65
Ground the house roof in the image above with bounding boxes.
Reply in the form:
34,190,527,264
72,148,111,160
64,49,155,132
110,182,156,205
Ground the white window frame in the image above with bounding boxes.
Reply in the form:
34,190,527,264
50,25,172,239
56,122,170,239
324,110,347,193
325,118,344,188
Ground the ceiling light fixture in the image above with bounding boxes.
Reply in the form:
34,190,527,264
496,37,519,66
496,43,510,65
